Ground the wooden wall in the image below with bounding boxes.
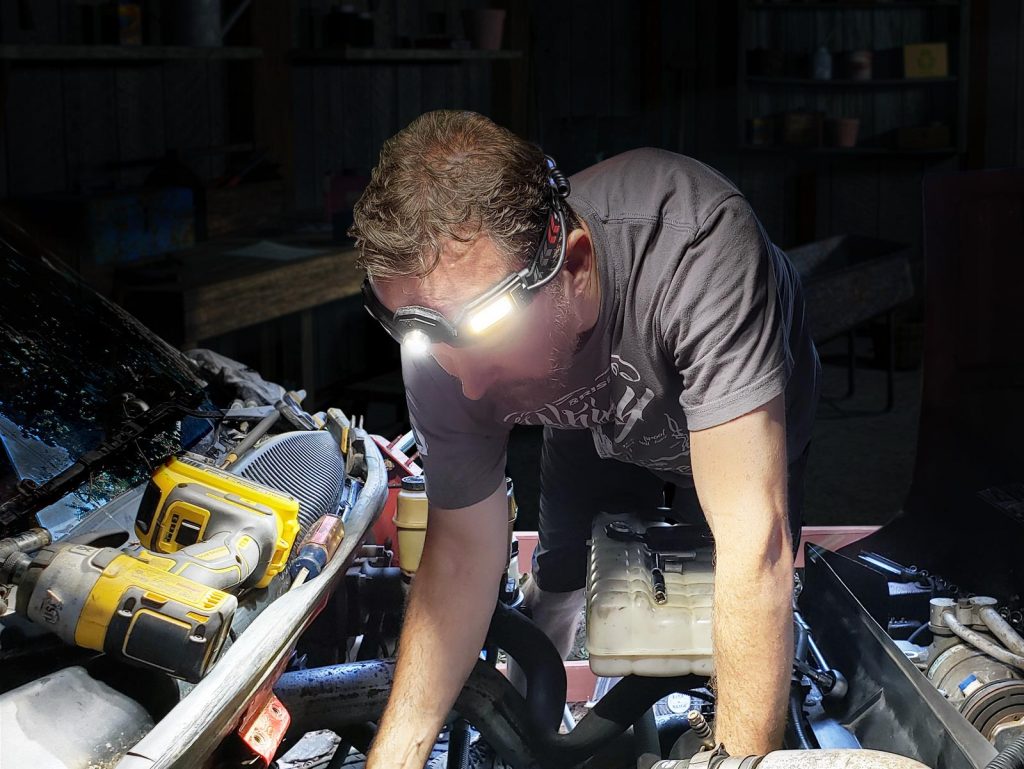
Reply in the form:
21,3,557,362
0,1,232,198
1,0,1019,401
289,0,505,212
694,0,1022,266
258,0,1022,323
287,0,700,210
975,0,1024,169
518,0,696,176
290,57,495,211
0,1,1018,225
743,8,961,148
710,2,963,263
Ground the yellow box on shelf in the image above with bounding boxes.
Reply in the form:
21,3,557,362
904,42,949,79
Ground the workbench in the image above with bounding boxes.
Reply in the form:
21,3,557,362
114,235,363,403
788,234,915,411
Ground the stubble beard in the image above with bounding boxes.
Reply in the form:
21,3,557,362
488,281,579,414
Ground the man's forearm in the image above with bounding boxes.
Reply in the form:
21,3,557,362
713,543,794,755
366,531,504,769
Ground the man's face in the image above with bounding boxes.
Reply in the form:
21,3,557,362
372,234,583,412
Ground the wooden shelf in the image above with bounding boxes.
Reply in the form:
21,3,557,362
738,0,969,156
0,44,264,62
290,47,522,63
747,76,958,86
748,1,959,9
740,143,958,156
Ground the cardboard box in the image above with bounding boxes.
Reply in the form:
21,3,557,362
904,42,949,78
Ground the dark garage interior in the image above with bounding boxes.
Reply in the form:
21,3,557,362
0,2,1022,768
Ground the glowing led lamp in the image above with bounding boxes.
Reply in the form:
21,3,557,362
400,294,515,356
402,329,432,356
466,294,515,335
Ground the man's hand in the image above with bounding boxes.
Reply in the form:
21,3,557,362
366,480,511,769
690,394,794,756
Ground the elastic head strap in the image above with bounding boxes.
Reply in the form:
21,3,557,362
526,156,571,286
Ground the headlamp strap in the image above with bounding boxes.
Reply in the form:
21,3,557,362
528,155,570,282
545,155,571,200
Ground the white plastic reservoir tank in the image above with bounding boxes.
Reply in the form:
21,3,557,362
586,512,715,677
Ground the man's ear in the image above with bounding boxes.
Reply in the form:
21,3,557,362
562,227,595,297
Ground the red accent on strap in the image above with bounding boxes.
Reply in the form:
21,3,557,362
546,212,561,245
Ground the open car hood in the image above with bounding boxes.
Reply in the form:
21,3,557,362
0,215,206,537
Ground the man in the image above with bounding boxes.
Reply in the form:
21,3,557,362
351,110,820,768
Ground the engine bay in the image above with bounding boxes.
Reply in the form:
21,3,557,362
3,237,1024,769
1,356,1020,769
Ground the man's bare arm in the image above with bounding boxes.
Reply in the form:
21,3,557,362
689,394,794,756
366,480,511,769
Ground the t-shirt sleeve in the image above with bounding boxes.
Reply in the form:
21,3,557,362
660,194,789,431
402,351,510,510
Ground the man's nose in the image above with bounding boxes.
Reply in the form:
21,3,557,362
432,348,492,400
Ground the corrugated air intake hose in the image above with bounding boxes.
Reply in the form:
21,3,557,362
232,430,345,544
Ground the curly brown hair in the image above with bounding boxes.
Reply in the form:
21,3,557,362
350,110,553,279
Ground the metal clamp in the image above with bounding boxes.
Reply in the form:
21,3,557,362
652,746,761,769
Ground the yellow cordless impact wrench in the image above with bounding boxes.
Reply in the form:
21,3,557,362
0,455,300,682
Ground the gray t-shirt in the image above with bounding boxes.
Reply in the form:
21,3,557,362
403,148,821,510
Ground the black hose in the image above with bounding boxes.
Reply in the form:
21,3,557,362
486,600,567,733
541,675,707,765
794,617,809,664
326,742,350,769
277,657,705,769
907,622,931,645
986,731,1024,769
633,708,660,760
277,601,707,768
448,719,472,769
784,689,816,750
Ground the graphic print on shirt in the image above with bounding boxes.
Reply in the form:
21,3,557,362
502,366,614,430
502,355,693,476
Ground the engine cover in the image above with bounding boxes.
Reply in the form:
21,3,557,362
586,512,714,677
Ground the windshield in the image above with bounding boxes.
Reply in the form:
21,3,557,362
0,221,207,536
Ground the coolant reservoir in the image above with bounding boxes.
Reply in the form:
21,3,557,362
586,512,715,677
